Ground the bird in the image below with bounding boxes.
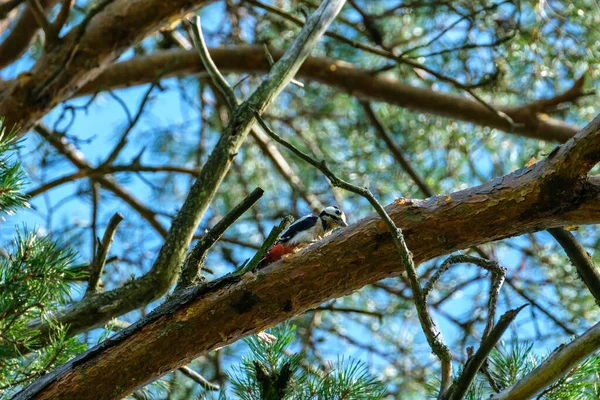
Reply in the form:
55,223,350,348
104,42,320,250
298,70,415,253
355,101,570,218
259,206,348,267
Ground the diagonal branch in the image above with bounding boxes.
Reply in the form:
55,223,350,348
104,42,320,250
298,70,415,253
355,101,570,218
491,321,600,399
176,187,264,290
548,228,600,304
360,101,433,198
86,212,124,295
445,304,528,400
10,130,600,398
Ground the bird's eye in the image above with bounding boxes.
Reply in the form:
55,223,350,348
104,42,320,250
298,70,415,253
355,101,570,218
336,210,341,215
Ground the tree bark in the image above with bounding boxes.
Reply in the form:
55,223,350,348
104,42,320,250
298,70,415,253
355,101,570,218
0,0,216,133
15,113,600,398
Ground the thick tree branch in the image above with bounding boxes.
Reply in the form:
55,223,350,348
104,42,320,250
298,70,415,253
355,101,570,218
13,112,600,397
0,0,57,68
0,0,217,133
76,47,580,143
491,321,600,399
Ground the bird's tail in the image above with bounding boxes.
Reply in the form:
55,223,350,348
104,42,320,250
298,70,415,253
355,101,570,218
258,243,295,268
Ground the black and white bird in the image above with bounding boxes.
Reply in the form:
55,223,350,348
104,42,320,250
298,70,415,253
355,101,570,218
260,206,348,266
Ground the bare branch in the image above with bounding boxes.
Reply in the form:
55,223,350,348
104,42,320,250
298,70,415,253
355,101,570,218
424,255,506,341
187,15,238,110
177,187,264,290
178,366,220,391
445,304,528,400
548,227,600,304
77,47,580,143
26,0,52,39
360,101,433,198
86,212,124,295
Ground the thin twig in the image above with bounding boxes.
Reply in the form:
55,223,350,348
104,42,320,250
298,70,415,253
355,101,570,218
102,80,158,166
424,254,506,340
445,304,528,400
188,16,238,110
52,0,73,36
548,228,600,304
176,187,264,290
86,212,124,295
178,366,220,391
26,0,52,38
360,101,433,198
252,112,453,397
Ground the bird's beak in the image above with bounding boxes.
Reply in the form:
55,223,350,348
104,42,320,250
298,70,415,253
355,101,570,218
338,217,348,227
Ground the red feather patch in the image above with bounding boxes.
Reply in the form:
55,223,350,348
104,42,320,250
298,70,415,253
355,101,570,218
260,243,296,267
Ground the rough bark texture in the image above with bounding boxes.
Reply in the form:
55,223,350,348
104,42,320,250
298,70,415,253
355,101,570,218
77,47,580,142
15,152,600,399
0,0,215,133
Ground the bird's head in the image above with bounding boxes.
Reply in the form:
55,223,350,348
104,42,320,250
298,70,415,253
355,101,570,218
319,205,348,229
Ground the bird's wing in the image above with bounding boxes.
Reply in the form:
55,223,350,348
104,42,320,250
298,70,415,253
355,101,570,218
277,215,318,244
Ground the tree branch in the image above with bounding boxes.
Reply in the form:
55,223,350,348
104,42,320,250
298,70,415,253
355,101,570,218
12,131,600,398
76,47,580,143
548,228,600,304
86,212,124,295
445,304,528,400
360,101,433,197
26,0,52,39
176,187,264,290
0,0,57,68
491,321,600,399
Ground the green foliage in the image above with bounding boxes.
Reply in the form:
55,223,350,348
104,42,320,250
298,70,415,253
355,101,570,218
424,339,600,399
224,324,386,400
489,340,600,400
0,124,27,215
0,125,85,398
488,340,538,388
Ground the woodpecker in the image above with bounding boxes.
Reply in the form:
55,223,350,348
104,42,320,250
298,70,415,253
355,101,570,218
260,206,348,267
